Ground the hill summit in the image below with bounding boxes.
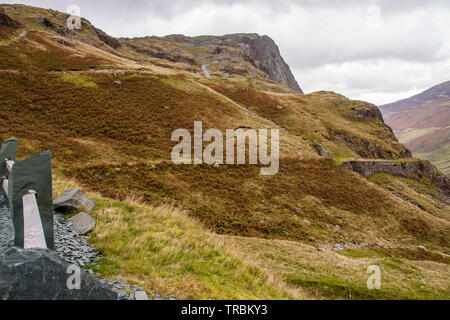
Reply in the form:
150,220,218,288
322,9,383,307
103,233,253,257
121,33,303,93
0,4,302,92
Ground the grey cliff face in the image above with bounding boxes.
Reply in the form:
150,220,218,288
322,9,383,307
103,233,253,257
242,35,303,93
134,33,304,93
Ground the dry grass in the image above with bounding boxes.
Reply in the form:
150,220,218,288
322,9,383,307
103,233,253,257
369,174,450,221
63,158,449,252
224,236,450,300
0,31,115,71
52,176,294,300
53,175,449,300
1,71,447,252
0,17,448,300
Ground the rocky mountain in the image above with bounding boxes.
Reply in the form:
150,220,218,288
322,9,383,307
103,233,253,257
0,5,301,92
0,4,449,300
381,81,450,174
121,33,303,93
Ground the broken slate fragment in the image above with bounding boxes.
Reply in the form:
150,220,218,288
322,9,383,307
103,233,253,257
68,212,96,235
0,247,117,300
134,291,149,300
53,188,97,213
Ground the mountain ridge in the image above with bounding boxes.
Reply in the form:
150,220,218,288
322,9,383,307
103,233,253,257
0,4,302,92
120,33,303,93
381,81,450,174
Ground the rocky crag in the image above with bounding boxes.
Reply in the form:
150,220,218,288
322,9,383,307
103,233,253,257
119,33,303,92
342,160,449,196
153,33,304,93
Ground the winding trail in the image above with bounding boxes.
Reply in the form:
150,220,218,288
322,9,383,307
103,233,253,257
201,61,218,78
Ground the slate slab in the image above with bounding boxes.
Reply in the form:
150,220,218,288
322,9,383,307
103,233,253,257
54,188,97,213
0,247,117,300
68,212,96,235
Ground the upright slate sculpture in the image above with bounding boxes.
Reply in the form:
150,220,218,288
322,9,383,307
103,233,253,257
0,138,18,198
8,151,54,250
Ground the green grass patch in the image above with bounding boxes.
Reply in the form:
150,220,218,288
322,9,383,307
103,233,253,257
284,273,402,300
339,247,450,264
61,73,98,88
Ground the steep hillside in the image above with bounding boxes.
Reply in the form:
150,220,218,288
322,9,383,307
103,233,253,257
0,4,302,92
381,81,450,174
121,33,303,93
0,4,449,300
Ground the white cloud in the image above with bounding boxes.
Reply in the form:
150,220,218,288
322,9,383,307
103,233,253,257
295,58,450,104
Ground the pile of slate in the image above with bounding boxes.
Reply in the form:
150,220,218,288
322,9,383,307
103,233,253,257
0,190,155,300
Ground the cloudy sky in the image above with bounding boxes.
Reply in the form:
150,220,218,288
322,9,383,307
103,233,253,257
4,0,450,104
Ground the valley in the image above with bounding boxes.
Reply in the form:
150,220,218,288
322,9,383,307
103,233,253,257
0,3,448,300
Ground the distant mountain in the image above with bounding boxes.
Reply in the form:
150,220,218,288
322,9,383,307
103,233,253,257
381,81,450,174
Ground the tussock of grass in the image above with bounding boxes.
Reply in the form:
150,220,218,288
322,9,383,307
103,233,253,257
55,175,450,300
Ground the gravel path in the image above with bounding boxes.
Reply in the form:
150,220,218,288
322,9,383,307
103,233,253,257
0,196,174,300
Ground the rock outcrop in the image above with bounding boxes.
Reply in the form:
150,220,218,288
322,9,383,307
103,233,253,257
53,188,97,213
0,7,21,28
236,34,303,93
332,130,412,159
342,160,449,195
122,33,303,93
0,247,117,300
94,26,120,49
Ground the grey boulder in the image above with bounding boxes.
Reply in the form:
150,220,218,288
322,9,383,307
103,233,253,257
68,212,96,235
54,188,97,213
0,247,117,300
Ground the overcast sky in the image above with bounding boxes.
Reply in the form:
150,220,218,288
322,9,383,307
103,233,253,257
4,0,450,105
